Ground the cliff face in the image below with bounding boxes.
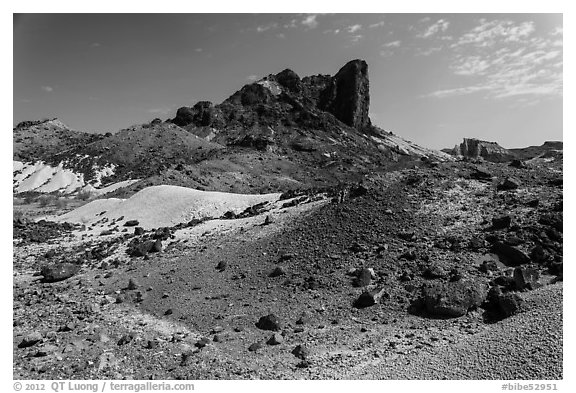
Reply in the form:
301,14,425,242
320,59,371,131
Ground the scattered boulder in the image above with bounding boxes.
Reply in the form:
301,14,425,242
478,259,500,273
497,177,520,191
353,268,373,287
422,264,447,279
124,220,139,227
134,227,145,236
491,215,512,230
486,286,524,318
267,333,284,345
195,337,210,348
263,215,275,225
256,314,282,331
353,288,388,308
470,166,493,180
127,240,155,257
127,278,139,290
150,239,162,253
40,263,80,283
415,280,488,318
18,331,43,348
513,266,542,290
491,242,530,266
509,159,526,168
248,341,264,352
291,344,310,360
117,334,134,346
269,266,286,277
216,261,227,272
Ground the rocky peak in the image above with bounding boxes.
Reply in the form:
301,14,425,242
171,59,373,133
320,59,371,131
274,69,301,93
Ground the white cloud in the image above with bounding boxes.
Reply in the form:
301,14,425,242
453,19,535,48
256,22,278,33
369,21,385,29
90,42,101,48
418,19,450,39
379,50,395,58
425,19,562,104
551,26,563,36
276,33,286,39
301,15,318,29
41,86,53,92
347,24,362,33
383,40,401,48
284,19,298,29
415,46,442,56
195,48,203,52
350,35,363,43
147,107,172,115
423,85,490,98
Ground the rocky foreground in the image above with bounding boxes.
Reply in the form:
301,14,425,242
13,157,562,380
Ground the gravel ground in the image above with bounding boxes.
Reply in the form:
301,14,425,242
343,283,563,379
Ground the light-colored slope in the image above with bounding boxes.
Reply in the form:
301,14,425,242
370,133,454,161
56,185,281,229
13,160,134,195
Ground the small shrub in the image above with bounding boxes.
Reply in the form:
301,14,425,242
38,195,52,207
76,189,93,201
55,198,68,209
13,210,26,221
23,194,37,204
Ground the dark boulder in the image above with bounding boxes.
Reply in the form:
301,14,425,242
40,263,80,283
353,288,388,308
275,69,302,92
491,215,512,230
513,266,542,290
353,268,373,287
422,264,447,279
256,314,282,331
291,344,310,360
491,242,530,266
509,159,526,168
497,177,520,191
269,266,286,278
486,286,523,318
415,280,488,318
18,331,43,348
124,220,139,227
470,166,493,180
127,240,155,257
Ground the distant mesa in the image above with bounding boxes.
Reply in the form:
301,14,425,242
444,138,563,163
446,138,516,163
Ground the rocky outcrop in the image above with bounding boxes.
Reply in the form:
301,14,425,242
171,59,372,133
320,59,371,131
450,138,516,162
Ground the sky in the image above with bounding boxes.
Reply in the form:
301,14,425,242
13,13,563,150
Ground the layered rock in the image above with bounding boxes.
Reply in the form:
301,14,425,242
451,138,516,162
